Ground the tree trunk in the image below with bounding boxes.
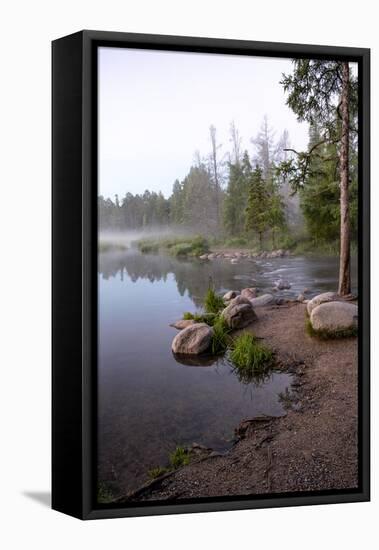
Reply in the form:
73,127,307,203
338,62,351,296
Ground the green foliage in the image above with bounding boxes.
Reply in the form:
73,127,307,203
305,318,358,339
136,235,208,257
224,237,248,247
229,333,274,384
223,152,251,236
170,447,190,469
97,483,115,504
204,288,225,314
210,315,231,354
245,165,270,247
148,467,169,479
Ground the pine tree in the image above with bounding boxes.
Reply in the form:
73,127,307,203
245,165,269,248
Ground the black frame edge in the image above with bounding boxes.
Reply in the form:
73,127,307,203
53,30,370,520
52,31,85,519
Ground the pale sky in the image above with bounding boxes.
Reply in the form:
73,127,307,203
98,47,310,199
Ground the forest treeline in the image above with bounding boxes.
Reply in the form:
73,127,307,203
99,115,357,250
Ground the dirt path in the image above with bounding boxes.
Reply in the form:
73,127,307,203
119,302,358,502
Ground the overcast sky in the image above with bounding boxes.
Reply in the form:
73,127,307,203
98,47,310,199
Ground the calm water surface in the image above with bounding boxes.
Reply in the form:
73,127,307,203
98,249,357,496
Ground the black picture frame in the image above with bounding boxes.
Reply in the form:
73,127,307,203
52,30,370,520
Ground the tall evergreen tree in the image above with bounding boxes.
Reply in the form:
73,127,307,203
280,60,358,295
245,165,270,248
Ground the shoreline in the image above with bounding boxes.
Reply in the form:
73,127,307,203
116,301,358,502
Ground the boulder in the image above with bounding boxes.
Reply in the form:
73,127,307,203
310,302,358,334
307,292,339,315
229,295,252,306
221,300,257,329
297,293,305,303
171,323,213,355
230,258,239,264
199,254,209,260
250,294,274,307
223,290,240,301
241,287,257,300
275,279,291,290
170,319,196,330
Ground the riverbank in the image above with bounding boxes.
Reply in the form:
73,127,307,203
118,301,358,502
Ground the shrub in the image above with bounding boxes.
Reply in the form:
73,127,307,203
204,288,225,314
229,333,274,384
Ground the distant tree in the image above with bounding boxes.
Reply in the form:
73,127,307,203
245,165,270,248
223,151,251,236
229,120,242,165
208,125,224,229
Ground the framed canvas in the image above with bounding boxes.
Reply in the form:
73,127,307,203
52,30,370,520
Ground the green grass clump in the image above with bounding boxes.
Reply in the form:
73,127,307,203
305,318,358,339
204,288,225,314
182,311,216,325
229,333,274,384
211,315,231,354
97,482,115,504
169,446,190,469
148,467,169,479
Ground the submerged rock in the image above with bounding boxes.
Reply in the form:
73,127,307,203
171,323,213,355
307,292,339,315
221,300,257,329
250,294,274,307
275,279,291,290
310,302,358,334
170,319,196,330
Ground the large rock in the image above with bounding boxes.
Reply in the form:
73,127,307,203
241,287,257,300
310,302,358,334
250,294,274,307
223,290,240,301
170,319,196,330
307,292,339,315
221,300,257,329
171,323,213,354
229,295,252,307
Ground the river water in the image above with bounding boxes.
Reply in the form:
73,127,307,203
97,249,357,497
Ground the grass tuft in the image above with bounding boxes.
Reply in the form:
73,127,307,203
148,467,169,480
97,482,115,504
204,288,225,314
305,318,358,339
211,315,231,354
169,446,190,469
229,333,274,384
